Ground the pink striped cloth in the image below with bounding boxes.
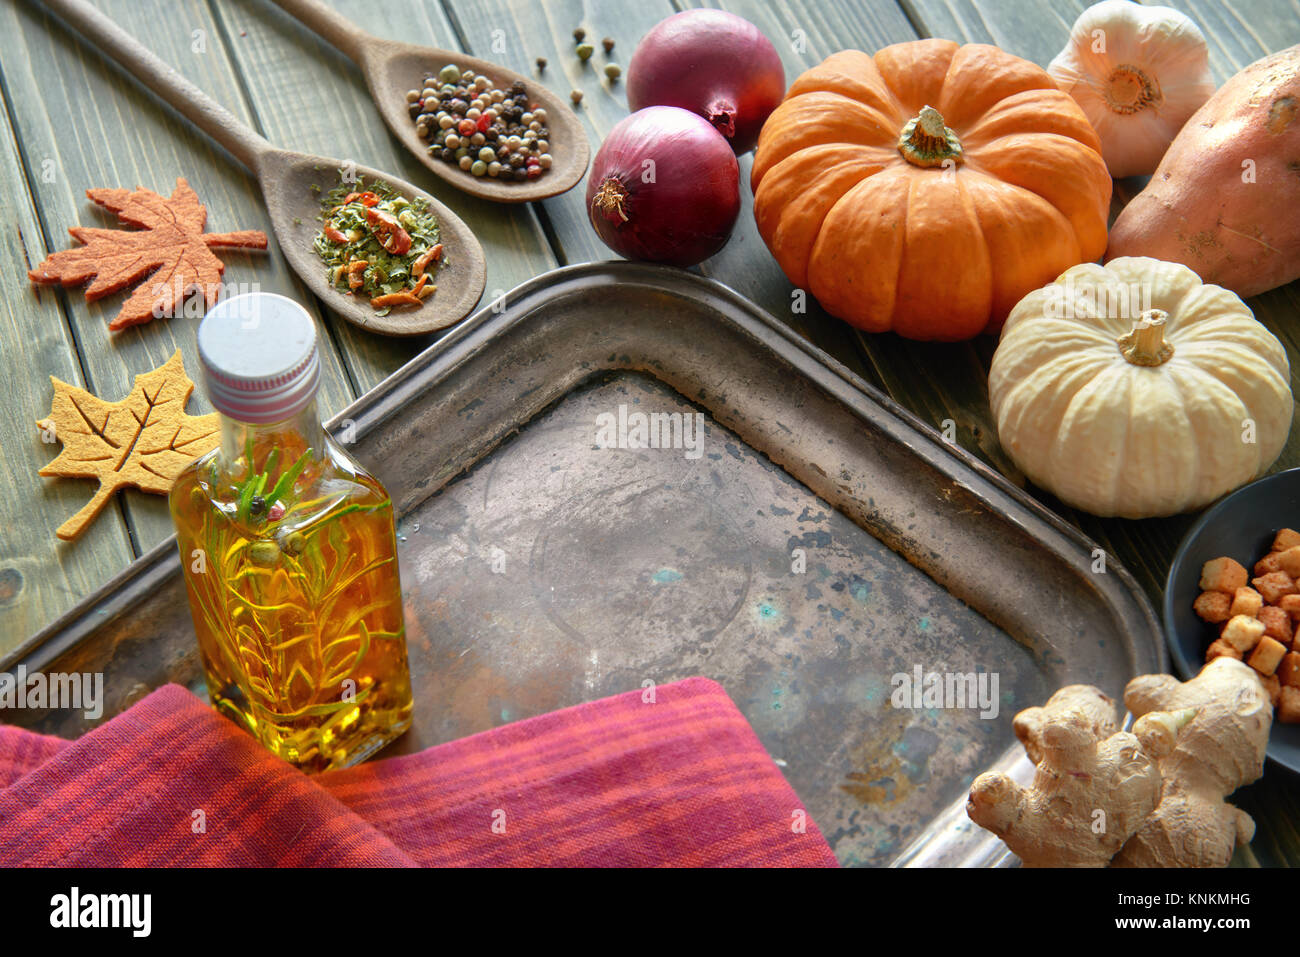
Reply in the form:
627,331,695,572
0,677,837,867
0,724,67,786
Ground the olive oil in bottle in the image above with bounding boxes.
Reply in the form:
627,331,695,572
170,292,412,772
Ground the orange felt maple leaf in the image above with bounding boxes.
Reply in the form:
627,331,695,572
28,178,267,331
37,350,219,542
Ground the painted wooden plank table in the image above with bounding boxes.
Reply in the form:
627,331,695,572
1,0,1296,865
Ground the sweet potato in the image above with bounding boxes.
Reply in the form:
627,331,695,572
1106,45,1300,297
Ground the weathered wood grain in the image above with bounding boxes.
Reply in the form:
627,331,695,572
1163,0,1300,80
2,0,356,559
212,0,559,392
900,0,1086,55
0,87,137,647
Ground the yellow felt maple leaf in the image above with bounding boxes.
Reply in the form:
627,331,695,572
37,350,219,541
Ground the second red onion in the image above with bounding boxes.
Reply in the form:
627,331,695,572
627,9,785,155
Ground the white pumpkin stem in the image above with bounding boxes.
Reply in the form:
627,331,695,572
1117,309,1174,366
898,105,964,168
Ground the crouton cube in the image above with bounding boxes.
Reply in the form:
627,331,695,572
1206,639,1244,663
1278,652,1300,688
1279,594,1300,619
1252,571,1297,604
1255,552,1284,576
1261,673,1282,708
1229,587,1263,618
1200,557,1249,593
1272,528,1300,552
1259,605,1292,642
1277,546,1300,578
1278,687,1300,724
1193,591,1232,623
1262,609,1294,645
1221,615,1266,653
1248,636,1287,675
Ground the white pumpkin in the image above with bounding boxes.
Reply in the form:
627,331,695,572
1048,0,1215,178
989,258,1293,518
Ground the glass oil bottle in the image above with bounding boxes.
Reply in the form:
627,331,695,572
170,292,413,772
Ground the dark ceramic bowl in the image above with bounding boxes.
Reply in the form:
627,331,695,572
1164,469,1300,771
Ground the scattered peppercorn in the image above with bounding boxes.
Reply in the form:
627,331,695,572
602,37,615,54
576,42,594,62
571,89,583,105
604,63,621,81
536,56,547,71
573,27,586,42
409,64,552,182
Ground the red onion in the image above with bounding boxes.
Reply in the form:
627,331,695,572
587,106,740,267
627,10,785,155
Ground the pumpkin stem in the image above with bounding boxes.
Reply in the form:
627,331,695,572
1117,309,1174,366
1105,65,1164,115
898,105,964,168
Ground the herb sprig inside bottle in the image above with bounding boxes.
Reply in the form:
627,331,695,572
312,174,443,317
234,432,312,527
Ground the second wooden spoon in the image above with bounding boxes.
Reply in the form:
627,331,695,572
273,0,590,204
44,0,486,337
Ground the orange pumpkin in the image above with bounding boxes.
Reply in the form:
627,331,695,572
752,40,1112,341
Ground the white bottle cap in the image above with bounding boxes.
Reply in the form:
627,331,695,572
197,292,320,424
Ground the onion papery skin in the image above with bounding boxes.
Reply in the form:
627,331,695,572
627,9,785,155
587,106,741,267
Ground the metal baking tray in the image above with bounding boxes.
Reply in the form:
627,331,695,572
2,262,1165,867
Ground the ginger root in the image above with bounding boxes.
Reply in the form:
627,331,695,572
967,685,1182,867
1012,684,1119,765
967,658,1272,868
1114,658,1271,868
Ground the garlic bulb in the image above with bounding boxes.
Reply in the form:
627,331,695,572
1048,0,1215,178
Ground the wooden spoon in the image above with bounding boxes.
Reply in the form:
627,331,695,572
272,0,590,205
43,0,485,337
